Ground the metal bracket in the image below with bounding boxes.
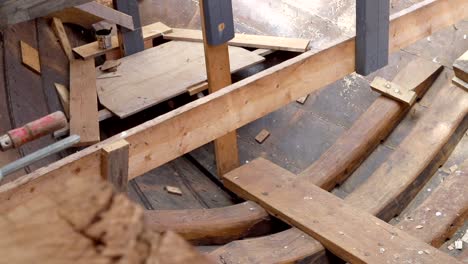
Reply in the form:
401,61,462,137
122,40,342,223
371,77,417,105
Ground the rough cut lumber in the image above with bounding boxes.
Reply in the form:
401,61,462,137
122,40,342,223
255,129,271,144
211,80,468,263
371,77,417,105
19,41,41,74
0,0,465,213
69,59,100,146
50,17,74,61
54,83,70,118
97,41,265,118
73,22,172,59
224,158,461,264
454,50,468,83
76,1,134,30
145,201,270,245
0,0,93,28
200,0,240,176
101,139,129,193
0,166,213,263
164,28,310,52
300,57,442,189
399,159,468,247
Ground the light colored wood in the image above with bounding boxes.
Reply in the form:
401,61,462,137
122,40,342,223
73,22,172,59
164,28,310,52
164,186,182,196
54,83,70,118
19,41,41,74
255,129,270,144
100,60,121,71
371,77,417,105
0,0,93,28
0,0,464,213
97,41,264,118
50,17,74,61
70,59,100,146
399,159,468,247
252,48,274,56
296,95,309,104
187,82,209,96
454,50,468,83
101,139,129,193
453,76,468,91
76,1,134,30
224,158,461,264
54,109,114,138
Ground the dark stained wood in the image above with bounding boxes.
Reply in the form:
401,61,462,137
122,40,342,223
144,201,271,245
398,159,468,247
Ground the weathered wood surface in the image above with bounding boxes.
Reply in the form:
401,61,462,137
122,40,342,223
0,167,213,263
145,201,270,245
454,50,468,83
101,139,130,193
224,158,461,264
211,80,468,263
0,0,464,214
0,0,93,28
50,17,74,61
97,41,264,118
398,159,468,247
164,28,310,52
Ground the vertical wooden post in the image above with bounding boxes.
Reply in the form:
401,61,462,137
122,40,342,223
112,0,144,56
199,0,240,176
101,139,130,193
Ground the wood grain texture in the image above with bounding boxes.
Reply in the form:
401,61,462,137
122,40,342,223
454,50,468,83
164,28,310,52
144,201,270,245
96,41,264,118
73,22,172,59
50,17,75,61
20,41,41,74
76,1,134,30
0,0,464,215
399,159,468,247
224,158,460,264
101,139,129,193
69,59,100,146
54,83,70,118
0,0,93,27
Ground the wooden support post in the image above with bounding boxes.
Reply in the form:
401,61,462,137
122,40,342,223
356,0,390,75
113,0,144,56
101,139,129,193
200,0,240,176
50,17,74,62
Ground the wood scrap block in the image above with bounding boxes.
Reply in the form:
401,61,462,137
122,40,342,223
453,50,468,83
452,76,468,91
371,76,417,105
100,60,121,72
102,139,130,193
54,83,70,118
296,95,309,104
164,186,183,196
19,41,41,74
224,158,461,264
51,17,74,61
255,129,270,144
70,58,100,146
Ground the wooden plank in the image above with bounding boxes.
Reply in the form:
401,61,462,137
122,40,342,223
69,59,100,146
54,83,70,118
0,0,93,28
50,17,74,61
113,0,144,56
97,41,265,118
101,139,129,193
370,77,417,105
399,159,468,247
73,22,172,59
453,76,468,91
144,201,270,245
224,158,460,264
0,0,465,210
75,1,134,30
164,28,310,52
20,41,41,74
200,0,239,176
453,50,468,83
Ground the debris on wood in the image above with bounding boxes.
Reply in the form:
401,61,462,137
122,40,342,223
97,72,122,79
455,240,463,250
296,95,309,104
100,60,122,72
448,243,455,251
415,225,424,229
449,164,458,173
255,129,271,144
20,41,41,74
165,186,183,196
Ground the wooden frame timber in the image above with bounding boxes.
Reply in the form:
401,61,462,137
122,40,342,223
0,0,466,215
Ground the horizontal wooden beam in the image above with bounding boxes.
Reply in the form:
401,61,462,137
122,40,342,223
0,0,466,210
0,0,93,28
75,2,134,30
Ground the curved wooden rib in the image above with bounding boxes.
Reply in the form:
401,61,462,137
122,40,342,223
144,201,271,245
211,82,468,263
399,159,468,247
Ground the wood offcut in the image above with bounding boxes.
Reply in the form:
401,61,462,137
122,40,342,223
20,41,41,74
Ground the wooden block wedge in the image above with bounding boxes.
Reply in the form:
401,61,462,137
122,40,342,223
454,50,468,83
224,158,461,264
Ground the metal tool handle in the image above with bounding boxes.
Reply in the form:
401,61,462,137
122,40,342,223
0,135,80,182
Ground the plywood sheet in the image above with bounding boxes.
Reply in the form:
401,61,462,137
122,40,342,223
97,41,265,118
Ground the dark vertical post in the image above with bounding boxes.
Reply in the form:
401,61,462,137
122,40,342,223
356,0,390,75
113,0,144,56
